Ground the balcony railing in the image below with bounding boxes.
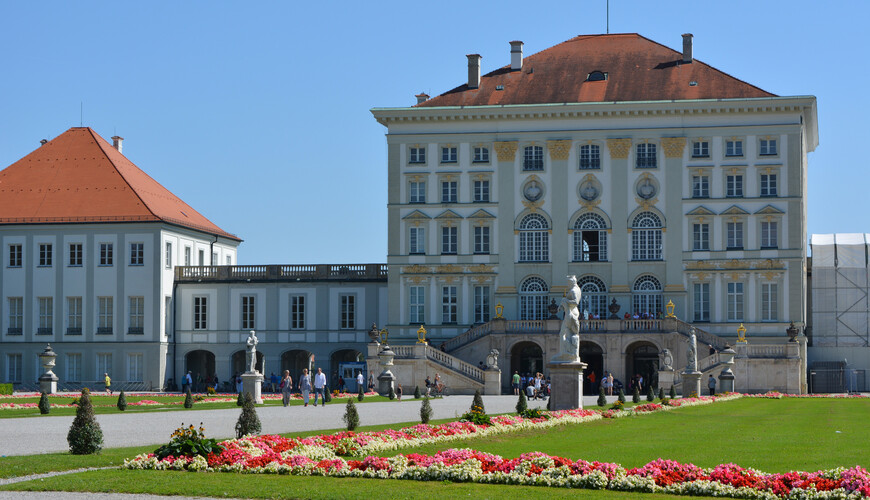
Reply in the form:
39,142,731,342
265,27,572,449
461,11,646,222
175,264,388,282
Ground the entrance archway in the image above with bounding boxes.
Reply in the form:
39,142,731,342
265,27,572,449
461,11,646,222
579,341,603,395
281,350,312,380
510,341,543,380
231,350,264,379
331,349,364,392
184,350,215,392
625,341,660,393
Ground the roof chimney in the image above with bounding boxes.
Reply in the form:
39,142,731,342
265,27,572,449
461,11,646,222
510,41,523,70
467,54,481,89
682,33,693,64
39,139,48,147
111,136,123,153
415,93,429,105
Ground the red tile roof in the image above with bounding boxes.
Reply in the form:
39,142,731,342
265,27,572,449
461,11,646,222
417,34,775,107
0,127,241,241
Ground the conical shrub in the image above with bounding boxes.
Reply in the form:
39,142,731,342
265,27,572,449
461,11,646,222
420,396,433,424
669,386,676,399
357,383,365,402
67,390,103,454
323,386,332,403
343,398,360,431
184,388,194,408
632,385,641,403
414,386,421,399
646,385,655,402
658,387,665,400
617,388,626,403
516,390,528,414
471,389,485,414
235,392,261,438
116,391,127,411
38,392,50,415
388,385,396,400
597,387,607,407
237,391,244,406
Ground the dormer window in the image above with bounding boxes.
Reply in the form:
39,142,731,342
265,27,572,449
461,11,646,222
587,71,607,82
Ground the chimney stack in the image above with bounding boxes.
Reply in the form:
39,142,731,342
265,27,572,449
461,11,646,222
510,41,524,70
415,93,430,105
111,136,124,153
682,33,693,63
467,54,481,89
39,139,48,147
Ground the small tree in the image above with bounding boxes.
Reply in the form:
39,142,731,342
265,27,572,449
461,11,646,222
388,385,396,400
669,386,677,399
343,398,360,431
38,392,51,415
632,385,641,403
516,390,528,414
237,391,244,406
658,387,665,401
414,385,421,399
597,387,607,407
646,385,655,402
357,383,365,402
235,392,262,438
184,388,194,409
67,390,103,454
420,396,433,424
323,386,332,403
617,388,626,404
116,391,128,411
471,389,486,415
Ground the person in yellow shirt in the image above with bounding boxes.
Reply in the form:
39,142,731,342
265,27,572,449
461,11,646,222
104,373,112,395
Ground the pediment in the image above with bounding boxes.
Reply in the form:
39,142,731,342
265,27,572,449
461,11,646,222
720,205,749,216
402,210,431,220
686,206,716,217
468,209,496,220
435,209,463,220
754,204,785,215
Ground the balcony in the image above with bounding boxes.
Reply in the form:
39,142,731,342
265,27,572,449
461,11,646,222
175,264,388,283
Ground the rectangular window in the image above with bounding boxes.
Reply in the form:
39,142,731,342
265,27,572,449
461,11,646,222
409,147,426,164
760,174,778,197
69,243,83,266
9,244,22,267
474,226,490,254
693,283,710,322
128,296,144,334
98,297,114,334
759,138,778,156
409,181,426,203
441,226,457,255
198,250,204,266
473,286,491,324
692,175,709,198
727,222,744,250
226,255,232,265
39,243,53,266
96,353,112,379
67,297,82,335
184,247,191,266
692,141,710,158
99,243,113,266
409,227,425,254
212,252,217,264
290,295,305,330
762,283,778,321
38,297,53,335
440,146,457,163
193,296,207,330
636,143,657,168
129,243,144,265
726,174,744,197
761,221,778,249
241,295,255,330
727,282,744,321
441,286,457,324
579,145,601,169
165,242,173,269
340,294,355,330
66,353,82,382
523,146,543,171
473,147,489,163
128,353,144,382
473,180,490,202
7,297,22,335
6,354,22,382
441,181,457,203
693,223,710,251
725,140,744,157
164,297,172,337
409,286,425,324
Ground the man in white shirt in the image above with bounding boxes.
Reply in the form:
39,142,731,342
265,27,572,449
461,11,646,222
313,367,327,406
356,371,365,392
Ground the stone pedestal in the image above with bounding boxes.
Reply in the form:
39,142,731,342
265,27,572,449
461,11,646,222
658,369,676,394
548,361,587,410
718,346,737,393
377,344,396,397
484,368,501,395
37,344,58,394
241,372,264,404
681,371,702,398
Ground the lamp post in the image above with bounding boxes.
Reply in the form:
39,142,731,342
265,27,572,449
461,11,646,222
736,324,747,343
665,300,676,318
416,325,427,344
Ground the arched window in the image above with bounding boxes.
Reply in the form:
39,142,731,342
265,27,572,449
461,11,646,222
573,213,608,262
578,276,607,319
519,214,549,262
519,277,548,320
632,275,663,316
631,212,662,261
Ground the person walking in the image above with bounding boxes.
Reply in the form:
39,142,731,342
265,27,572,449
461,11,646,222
708,374,716,396
281,370,293,407
313,367,327,406
512,371,521,395
104,373,112,395
356,370,365,393
270,372,279,393
396,383,403,400
607,372,614,396
299,368,312,407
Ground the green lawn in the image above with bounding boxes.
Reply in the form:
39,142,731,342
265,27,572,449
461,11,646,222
1,398,868,500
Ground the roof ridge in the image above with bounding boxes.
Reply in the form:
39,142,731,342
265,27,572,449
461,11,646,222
87,128,159,221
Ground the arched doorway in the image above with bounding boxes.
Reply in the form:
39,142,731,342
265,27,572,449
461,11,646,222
185,350,215,392
579,341,603,395
510,341,543,380
625,341,660,393
231,350,264,379
281,350,312,380
331,349,364,393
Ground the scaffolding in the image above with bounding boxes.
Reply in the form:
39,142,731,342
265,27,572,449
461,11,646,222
811,234,870,347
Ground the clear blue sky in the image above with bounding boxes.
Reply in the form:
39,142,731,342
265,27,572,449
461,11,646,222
1,1,865,264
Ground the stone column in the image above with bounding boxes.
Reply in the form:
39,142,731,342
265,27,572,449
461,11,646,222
484,368,502,395
547,360,587,410
241,371,264,404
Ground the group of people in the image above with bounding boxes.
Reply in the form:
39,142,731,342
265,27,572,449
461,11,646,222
423,373,444,396
511,371,549,400
623,310,664,320
276,367,330,407
179,371,220,393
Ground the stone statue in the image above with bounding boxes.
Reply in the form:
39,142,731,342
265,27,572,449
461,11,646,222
660,348,674,371
486,349,499,369
555,275,582,362
685,329,698,373
245,330,259,373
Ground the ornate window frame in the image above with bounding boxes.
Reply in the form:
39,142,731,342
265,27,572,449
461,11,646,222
723,136,746,159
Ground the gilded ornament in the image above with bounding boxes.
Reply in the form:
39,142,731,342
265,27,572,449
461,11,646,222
439,264,462,274
467,264,494,273
546,140,571,160
661,137,687,158
606,138,631,159
494,141,518,162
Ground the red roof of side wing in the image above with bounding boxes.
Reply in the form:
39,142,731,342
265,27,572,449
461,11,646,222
0,127,240,241
417,33,775,107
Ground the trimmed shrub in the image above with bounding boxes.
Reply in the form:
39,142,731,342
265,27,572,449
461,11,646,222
658,387,665,401
343,398,360,431
357,383,365,402
323,386,332,403
235,392,261,438
669,385,677,399
617,388,626,404
388,386,396,400
420,396,433,424
460,390,490,426
646,385,655,402
632,385,641,403
184,388,194,409
67,390,103,454
516,390,528,414
0,383,13,395
414,385,421,399
116,391,127,411
38,392,50,414
471,389,486,415
237,392,244,406
597,387,607,407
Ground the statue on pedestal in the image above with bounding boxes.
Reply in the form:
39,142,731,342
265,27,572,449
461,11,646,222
660,348,674,371
555,275,582,362
685,329,698,373
245,330,259,373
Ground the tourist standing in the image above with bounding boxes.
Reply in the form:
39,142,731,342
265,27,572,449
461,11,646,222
281,370,293,407
357,371,365,392
424,375,432,396
396,383,403,400
270,372,279,393
708,375,716,396
184,371,193,393
512,371,520,395
313,367,327,406
104,373,112,395
299,368,312,407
